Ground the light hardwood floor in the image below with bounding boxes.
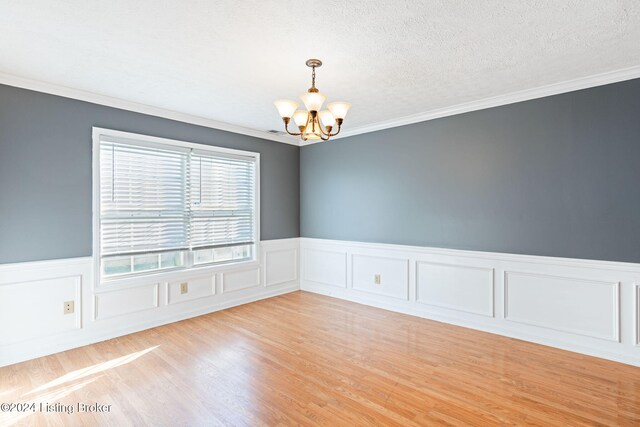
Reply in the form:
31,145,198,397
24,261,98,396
1,291,639,426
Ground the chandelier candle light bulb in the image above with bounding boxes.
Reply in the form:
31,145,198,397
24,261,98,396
273,59,351,141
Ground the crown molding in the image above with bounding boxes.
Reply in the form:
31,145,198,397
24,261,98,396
3,65,640,148
0,72,299,146
310,64,640,145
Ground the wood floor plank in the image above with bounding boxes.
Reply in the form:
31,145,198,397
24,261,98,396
1,291,639,426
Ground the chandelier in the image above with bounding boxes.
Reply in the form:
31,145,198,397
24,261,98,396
274,59,351,142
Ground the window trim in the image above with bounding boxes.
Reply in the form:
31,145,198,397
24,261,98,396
92,127,261,290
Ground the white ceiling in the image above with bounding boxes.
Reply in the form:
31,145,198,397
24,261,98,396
1,1,639,142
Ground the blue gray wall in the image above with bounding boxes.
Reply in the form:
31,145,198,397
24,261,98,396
301,78,640,263
4,78,640,265
0,84,300,264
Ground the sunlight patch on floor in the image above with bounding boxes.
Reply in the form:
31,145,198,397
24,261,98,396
25,345,159,396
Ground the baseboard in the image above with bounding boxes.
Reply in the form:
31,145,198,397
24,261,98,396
300,238,640,366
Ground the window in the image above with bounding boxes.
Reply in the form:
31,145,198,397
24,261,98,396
94,129,258,281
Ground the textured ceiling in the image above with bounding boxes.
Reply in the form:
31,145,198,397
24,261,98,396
1,1,639,140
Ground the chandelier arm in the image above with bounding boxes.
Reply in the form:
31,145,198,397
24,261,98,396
283,120,302,136
328,124,342,137
317,118,331,136
296,113,311,141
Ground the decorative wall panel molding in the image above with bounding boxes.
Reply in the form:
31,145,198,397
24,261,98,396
0,239,299,367
94,283,159,321
2,237,637,367
167,275,216,305
416,262,494,317
351,254,409,300
0,275,82,345
264,248,298,287
300,238,640,366
221,268,261,293
504,272,619,342
302,248,347,288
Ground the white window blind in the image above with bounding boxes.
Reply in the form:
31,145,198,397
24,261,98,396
190,151,255,250
100,140,190,257
98,134,257,278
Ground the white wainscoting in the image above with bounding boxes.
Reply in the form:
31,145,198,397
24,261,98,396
264,248,298,287
352,254,409,300
221,267,261,293
0,274,82,345
0,238,299,367
303,248,347,288
166,275,216,305
417,262,494,317
94,283,160,321
300,238,640,366
504,272,619,342
636,284,640,346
